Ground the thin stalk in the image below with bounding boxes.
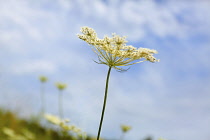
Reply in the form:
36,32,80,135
40,83,45,115
120,132,125,140
59,90,63,119
97,66,112,140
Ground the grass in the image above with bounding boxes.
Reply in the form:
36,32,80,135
0,108,95,140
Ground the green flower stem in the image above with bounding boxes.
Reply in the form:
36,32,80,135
59,90,63,119
40,83,45,115
97,66,112,140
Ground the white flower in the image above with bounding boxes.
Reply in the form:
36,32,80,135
78,27,159,71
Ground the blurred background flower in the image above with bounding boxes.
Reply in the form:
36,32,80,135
120,125,132,140
0,0,210,140
55,82,67,118
39,76,48,116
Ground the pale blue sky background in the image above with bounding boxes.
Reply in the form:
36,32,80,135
0,0,210,140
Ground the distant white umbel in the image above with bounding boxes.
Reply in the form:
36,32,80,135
44,114,86,139
3,127,35,140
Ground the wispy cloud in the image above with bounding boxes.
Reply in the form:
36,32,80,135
9,59,57,75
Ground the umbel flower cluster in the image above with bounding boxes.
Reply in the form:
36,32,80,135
78,27,159,71
121,125,132,133
44,114,86,138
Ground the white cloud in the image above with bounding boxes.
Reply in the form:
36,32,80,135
1,0,209,54
9,59,57,75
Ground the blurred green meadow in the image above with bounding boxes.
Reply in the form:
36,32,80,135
0,108,154,140
0,108,98,140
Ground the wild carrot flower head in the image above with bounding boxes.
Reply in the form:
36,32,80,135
39,76,48,83
121,125,132,133
78,27,159,71
55,82,67,91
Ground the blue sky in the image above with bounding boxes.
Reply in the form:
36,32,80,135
0,0,210,140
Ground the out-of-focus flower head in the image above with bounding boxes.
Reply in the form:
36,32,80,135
78,132,87,140
2,127,15,137
39,76,48,83
44,114,63,125
21,129,35,140
55,82,67,91
44,114,85,137
2,127,35,140
121,125,132,133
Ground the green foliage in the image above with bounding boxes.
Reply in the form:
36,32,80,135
0,109,84,140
